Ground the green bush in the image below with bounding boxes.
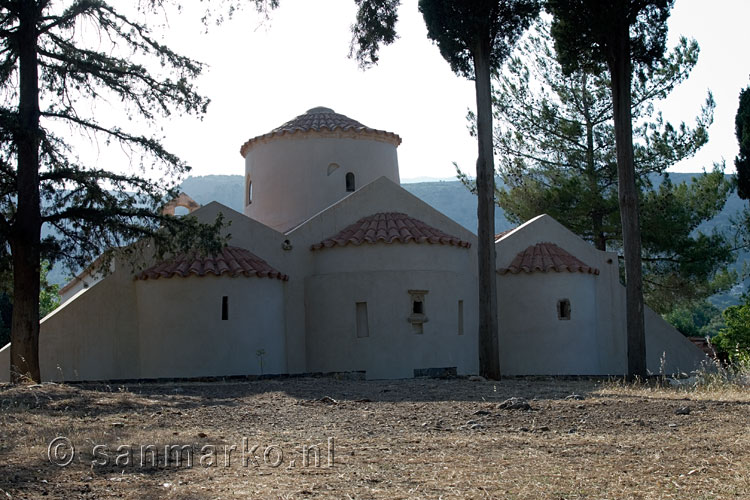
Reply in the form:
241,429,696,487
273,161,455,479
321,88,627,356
713,298,750,360
665,300,725,338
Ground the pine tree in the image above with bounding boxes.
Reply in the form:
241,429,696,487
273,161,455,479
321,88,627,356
547,0,675,378
477,23,736,313
1,1,274,382
736,85,750,200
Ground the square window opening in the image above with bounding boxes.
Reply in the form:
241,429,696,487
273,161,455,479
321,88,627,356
412,300,423,315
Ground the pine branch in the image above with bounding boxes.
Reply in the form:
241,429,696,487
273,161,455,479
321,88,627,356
38,0,99,35
40,110,184,167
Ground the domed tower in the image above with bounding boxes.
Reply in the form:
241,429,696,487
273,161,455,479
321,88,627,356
239,107,402,232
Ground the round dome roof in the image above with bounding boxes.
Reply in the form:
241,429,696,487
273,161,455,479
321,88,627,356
240,106,401,157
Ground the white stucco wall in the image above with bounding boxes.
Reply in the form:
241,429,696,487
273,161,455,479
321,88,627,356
306,244,478,379
192,202,306,374
286,177,479,377
58,256,117,305
135,275,286,379
312,240,472,276
244,136,400,232
646,296,709,373
193,178,480,378
59,274,99,304
498,272,601,375
38,262,141,382
496,215,627,375
496,214,707,375
19,235,287,382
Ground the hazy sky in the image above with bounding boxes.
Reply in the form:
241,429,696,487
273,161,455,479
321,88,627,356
151,0,750,181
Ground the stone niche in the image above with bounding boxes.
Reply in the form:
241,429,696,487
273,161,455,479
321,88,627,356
407,289,429,334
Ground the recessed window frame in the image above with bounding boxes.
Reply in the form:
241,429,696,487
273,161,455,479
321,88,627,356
407,289,429,334
355,301,369,338
557,298,571,321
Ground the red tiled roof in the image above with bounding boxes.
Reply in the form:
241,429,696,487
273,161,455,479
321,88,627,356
136,246,288,281
497,242,599,275
271,107,369,134
240,107,401,156
311,212,472,251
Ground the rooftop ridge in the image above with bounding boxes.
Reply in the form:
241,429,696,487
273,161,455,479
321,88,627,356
311,212,471,251
497,242,599,275
240,107,401,156
136,246,288,281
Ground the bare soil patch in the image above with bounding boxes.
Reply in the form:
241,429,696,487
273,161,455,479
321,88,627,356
0,377,748,499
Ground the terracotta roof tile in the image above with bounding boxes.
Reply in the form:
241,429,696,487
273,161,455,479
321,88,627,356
495,228,516,241
497,242,599,275
240,107,401,156
271,107,369,134
136,246,288,281
59,254,106,295
311,212,471,251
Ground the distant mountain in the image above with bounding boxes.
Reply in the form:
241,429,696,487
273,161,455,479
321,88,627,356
402,181,513,233
401,176,456,184
178,175,512,234
178,172,745,236
180,175,245,211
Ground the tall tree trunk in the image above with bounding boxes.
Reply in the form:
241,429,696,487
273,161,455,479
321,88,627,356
582,73,606,252
10,2,42,383
592,214,606,252
473,41,500,380
608,19,646,379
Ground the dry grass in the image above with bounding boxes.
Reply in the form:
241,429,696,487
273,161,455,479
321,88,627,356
0,376,748,499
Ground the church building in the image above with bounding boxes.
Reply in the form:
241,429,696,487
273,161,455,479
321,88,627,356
0,107,706,381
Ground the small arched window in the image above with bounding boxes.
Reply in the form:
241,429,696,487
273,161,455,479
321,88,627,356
247,180,253,204
557,299,571,320
345,172,355,192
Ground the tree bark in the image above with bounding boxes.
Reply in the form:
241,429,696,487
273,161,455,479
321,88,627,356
608,17,646,379
473,40,500,380
10,1,42,383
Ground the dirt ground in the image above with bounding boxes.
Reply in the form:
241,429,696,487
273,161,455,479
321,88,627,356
0,376,748,499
